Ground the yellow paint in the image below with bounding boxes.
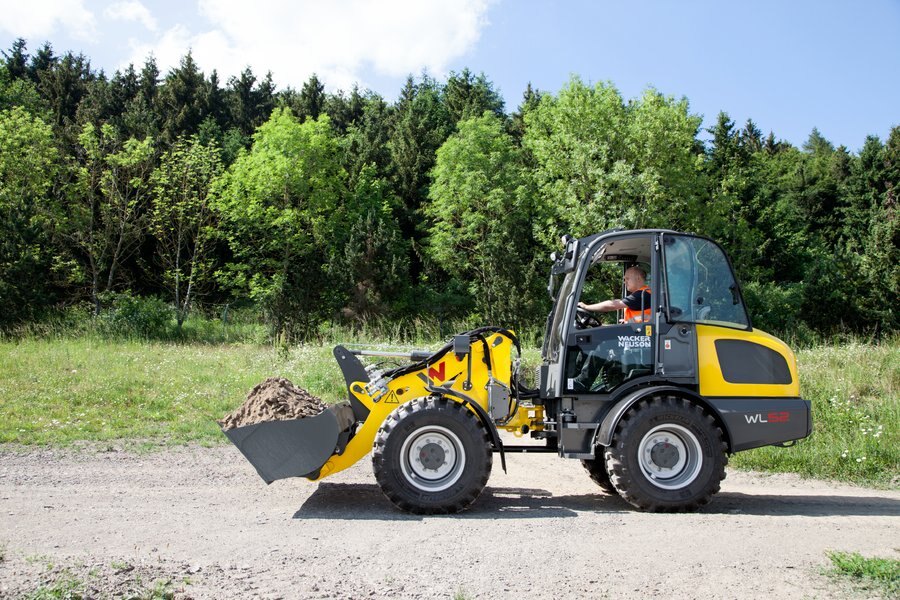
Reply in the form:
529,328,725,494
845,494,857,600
696,324,800,397
310,332,543,481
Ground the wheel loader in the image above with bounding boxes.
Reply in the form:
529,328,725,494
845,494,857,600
225,229,811,513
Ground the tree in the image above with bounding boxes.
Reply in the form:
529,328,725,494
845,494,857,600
444,68,504,126
523,77,703,243
214,109,344,338
698,111,762,279
388,75,452,266
523,77,628,241
508,82,542,143
150,136,223,328
297,73,325,121
624,88,704,230
323,84,365,133
68,123,155,313
227,67,275,136
158,52,207,145
342,91,393,184
2,38,29,80
0,62,43,114
28,49,93,143
330,166,410,319
426,112,543,326
0,107,58,324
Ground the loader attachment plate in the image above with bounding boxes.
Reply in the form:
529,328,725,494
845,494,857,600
223,409,340,483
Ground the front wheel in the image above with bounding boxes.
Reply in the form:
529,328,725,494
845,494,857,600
605,396,727,511
373,397,492,514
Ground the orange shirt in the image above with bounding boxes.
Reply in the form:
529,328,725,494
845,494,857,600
623,285,652,323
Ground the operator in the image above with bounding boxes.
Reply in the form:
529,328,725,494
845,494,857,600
578,265,652,324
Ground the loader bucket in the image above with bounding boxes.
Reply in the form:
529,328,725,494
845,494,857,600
223,407,344,484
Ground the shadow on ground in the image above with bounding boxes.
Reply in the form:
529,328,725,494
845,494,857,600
708,492,900,517
293,484,629,520
294,482,900,520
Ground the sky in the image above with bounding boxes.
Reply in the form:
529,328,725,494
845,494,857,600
2,0,898,151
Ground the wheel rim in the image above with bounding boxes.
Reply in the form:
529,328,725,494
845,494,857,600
637,424,703,490
399,425,466,492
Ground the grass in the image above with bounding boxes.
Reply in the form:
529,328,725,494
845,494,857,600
825,551,900,598
0,337,353,445
731,341,899,487
23,575,83,600
13,557,179,600
23,572,175,600
0,333,896,486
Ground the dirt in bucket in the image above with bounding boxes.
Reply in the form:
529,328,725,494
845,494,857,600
218,377,327,430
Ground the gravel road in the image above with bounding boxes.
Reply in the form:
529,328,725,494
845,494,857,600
1,443,898,599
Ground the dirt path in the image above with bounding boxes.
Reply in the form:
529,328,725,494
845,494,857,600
1,444,898,599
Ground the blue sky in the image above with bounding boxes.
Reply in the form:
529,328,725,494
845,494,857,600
3,0,898,151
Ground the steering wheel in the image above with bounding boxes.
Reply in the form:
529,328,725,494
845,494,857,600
575,307,602,329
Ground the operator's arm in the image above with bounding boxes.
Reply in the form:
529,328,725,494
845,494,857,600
578,299,626,313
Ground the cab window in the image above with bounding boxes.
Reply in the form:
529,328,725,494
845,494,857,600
663,235,750,329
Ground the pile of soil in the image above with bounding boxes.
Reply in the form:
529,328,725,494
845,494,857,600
218,377,326,430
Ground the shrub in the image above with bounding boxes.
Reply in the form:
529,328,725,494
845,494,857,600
98,291,172,339
743,280,808,339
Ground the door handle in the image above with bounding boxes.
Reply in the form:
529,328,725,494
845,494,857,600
576,334,591,344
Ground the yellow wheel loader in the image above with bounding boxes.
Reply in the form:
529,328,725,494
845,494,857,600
225,229,811,513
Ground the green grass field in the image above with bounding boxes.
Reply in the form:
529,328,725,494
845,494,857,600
0,335,896,487
730,341,898,486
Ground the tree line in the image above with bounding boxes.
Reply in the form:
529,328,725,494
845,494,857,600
0,39,896,339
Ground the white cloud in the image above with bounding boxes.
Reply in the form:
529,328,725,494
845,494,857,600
105,1,158,32
0,0,97,41
123,0,493,91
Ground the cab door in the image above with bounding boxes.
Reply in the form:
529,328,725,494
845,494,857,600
562,237,658,395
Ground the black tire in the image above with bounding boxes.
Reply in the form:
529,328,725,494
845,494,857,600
605,396,727,512
373,397,492,514
580,457,616,494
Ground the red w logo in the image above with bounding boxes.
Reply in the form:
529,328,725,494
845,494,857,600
428,362,446,382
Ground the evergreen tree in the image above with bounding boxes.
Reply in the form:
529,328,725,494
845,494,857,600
388,74,452,254
323,84,364,133
443,68,504,126
2,38,29,80
37,51,93,131
343,91,393,184
227,67,274,136
28,42,56,82
508,82,541,143
158,52,207,145
297,73,325,121
330,166,410,319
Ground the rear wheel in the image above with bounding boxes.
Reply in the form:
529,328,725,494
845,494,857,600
373,397,492,514
580,457,616,494
605,396,727,511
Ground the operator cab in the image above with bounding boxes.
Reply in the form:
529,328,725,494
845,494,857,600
541,229,753,400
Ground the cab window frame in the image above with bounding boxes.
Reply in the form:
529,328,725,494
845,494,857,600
660,233,753,331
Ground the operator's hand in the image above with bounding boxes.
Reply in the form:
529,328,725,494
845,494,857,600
577,301,587,309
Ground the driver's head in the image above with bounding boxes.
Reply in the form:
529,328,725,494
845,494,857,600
624,266,647,293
